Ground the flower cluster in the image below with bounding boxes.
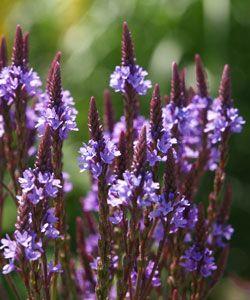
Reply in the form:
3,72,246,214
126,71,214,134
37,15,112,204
78,138,120,178
0,65,42,105
18,168,61,205
180,245,217,277
110,65,152,95
36,90,78,140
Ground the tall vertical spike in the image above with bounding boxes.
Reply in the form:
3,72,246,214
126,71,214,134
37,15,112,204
150,83,163,142
219,65,231,107
46,52,62,91
35,125,52,172
195,54,208,98
133,126,147,175
0,37,7,70
121,22,135,67
48,61,62,109
115,131,127,177
88,97,103,142
170,62,182,106
12,25,24,67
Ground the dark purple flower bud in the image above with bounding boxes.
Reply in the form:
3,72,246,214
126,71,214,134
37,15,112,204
195,54,208,98
132,125,147,175
0,37,8,70
219,65,231,107
12,25,23,67
121,21,135,67
170,62,182,106
150,83,163,142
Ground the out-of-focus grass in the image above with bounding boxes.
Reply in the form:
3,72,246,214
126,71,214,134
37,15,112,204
0,0,250,298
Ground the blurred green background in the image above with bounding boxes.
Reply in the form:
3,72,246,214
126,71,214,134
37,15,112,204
0,0,250,299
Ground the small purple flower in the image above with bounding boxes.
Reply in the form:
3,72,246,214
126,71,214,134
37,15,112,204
41,208,60,239
157,131,177,154
25,247,42,261
145,261,161,287
110,66,130,93
180,245,217,277
109,210,123,225
48,261,62,275
147,149,165,167
208,223,234,247
14,231,32,248
62,172,73,193
18,169,36,193
110,64,151,95
2,260,15,274
108,171,143,207
0,235,17,259
100,140,121,164
227,107,245,133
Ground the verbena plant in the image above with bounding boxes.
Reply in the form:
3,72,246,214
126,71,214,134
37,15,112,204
0,23,245,300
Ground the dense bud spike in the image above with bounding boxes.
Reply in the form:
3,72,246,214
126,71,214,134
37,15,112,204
219,64,231,107
88,97,104,142
121,21,135,67
150,83,163,141
12,25,24,67
195,54,208,98
115,131,127,177
46,52,62,91
48,61,62,109
163,147,177,194
35,125,52,172
133,126,147,174
103,89,115,134
23,32,29,68
170,62,182,106
15,195,30,231
0,37,7,70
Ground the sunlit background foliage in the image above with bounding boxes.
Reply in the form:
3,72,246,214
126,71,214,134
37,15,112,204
0,0,250,299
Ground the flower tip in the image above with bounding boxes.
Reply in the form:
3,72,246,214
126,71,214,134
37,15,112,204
195,53,208,98
12,24,24,66
54,51,62,63
90,96,96,108
219,64,231,106
153,83,160,98
0,36,7,69
123,21,129,31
